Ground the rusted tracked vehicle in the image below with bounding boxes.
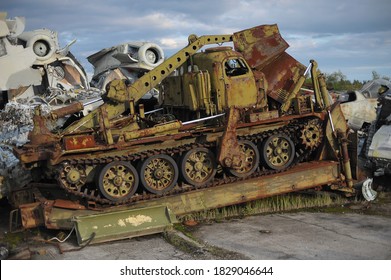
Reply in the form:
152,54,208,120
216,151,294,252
10,25,357,242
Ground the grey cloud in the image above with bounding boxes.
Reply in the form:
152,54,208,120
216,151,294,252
1,0,390,81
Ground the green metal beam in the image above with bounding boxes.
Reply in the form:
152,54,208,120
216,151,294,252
43,161,339,233
73,205,177,245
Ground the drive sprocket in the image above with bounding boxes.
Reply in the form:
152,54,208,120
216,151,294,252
300,119,323,149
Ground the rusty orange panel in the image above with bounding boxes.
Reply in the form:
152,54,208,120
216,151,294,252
63,135,96,150
233,24,289,70
261,52,306,103
20,202,44,229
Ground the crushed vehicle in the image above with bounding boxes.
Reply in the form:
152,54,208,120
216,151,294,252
6,23,362,244
336,78,391,177
335,79,391,201
365,85,391,176
337,79,391,132
338,90,378,131
87,41,165,111
88,42,164,89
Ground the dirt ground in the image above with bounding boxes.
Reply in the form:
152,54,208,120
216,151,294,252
0,177,390,260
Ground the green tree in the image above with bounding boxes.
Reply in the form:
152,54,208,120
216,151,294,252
324,70,363,91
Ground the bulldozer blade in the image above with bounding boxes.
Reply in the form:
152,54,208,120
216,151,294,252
73,205,178,245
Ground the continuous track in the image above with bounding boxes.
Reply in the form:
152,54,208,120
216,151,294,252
56,118,323,206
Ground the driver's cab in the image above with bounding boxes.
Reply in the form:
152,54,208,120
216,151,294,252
221,55,259,110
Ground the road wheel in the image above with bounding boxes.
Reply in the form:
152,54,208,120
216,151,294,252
229,140,260,178
180,147,217,187
139,154,178,194
261,134,295,170
98,161,139,202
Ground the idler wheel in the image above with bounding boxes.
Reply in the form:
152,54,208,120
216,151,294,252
98,161,139,202
139,154,178,194
60,163,86,191
180,147,217,186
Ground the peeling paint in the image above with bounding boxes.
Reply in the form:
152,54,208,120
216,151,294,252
117,215,153,227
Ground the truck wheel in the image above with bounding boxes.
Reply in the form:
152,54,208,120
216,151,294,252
261,134,295,170
139,154,179,195
229,140,260,177
98,161,139,202
180,147,217,187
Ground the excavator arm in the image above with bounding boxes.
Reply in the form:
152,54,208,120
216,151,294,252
106,34,233,103
62,24,294,134
61,34,233,134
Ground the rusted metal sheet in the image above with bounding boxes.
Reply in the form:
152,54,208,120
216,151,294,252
63,135,96,150
233,24,289,70
19,202,44,229
248,110,279,122
261,52,306,104
28,106,61,145
217,107,244,168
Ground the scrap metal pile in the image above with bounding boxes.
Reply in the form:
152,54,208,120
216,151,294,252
0,13,371,243
0,13,163,200
337,79,391,177
365,84,391,176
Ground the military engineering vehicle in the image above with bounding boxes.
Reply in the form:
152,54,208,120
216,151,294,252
12,24,355,212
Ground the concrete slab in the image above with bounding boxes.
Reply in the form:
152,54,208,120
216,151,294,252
192,212,391,259
2,192,391,260
31,235,195,260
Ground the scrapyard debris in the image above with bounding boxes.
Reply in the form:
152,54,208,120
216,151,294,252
0,12,100,107
87,42,163,110
361,79,391,98
0,101,38,200
0,12,105,124
361,178,377,201
88,42,165,90
338,90,378,131
365,86,391,177
0,144,32,200
336,79,391,174
0,12,103,199
0,101,37,146
0,12,166,201
338,79,391,131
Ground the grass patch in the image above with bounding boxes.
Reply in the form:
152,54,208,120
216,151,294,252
178,191,348,223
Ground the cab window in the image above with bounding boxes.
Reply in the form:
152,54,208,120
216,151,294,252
225,58,249,76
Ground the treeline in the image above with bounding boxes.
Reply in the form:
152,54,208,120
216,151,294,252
305,70,390,92
325,70,390,91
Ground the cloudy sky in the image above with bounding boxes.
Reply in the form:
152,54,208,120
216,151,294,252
2,0,391,81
